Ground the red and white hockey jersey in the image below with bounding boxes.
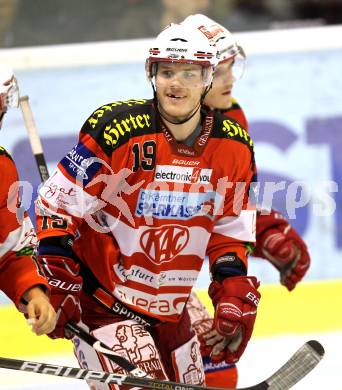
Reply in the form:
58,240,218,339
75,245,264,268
0,147,48,306
223,98,248,130
36,99,256,322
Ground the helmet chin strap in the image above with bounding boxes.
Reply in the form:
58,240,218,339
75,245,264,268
152,82,212,125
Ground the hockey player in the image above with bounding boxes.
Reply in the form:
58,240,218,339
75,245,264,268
182,14,311,388
0,64,56,336
35,23,260,389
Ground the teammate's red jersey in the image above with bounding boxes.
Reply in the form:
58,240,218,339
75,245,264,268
36,99,256,322
216,98,248,131
0,147,48,306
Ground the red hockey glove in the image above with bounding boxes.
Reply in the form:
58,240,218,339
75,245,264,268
206,276,260,364
253,209,310,291
39,255,82,339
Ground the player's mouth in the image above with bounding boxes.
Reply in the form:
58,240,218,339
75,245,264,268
222,89,231,96
166,92,186,101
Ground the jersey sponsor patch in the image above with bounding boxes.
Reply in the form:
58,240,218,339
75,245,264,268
101,112,152,149
154,165,212,184
221,118,253,147
114,263,157,285
140,224,189,264
114,285,189,316
113,263,198,287
135,189,217,220
60,143,102,185
87,99,148,129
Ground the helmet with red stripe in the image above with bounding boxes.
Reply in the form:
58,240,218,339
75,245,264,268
146,23,218,87
182,14,246,81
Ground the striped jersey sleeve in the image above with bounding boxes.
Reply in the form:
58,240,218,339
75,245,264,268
0,147,48,306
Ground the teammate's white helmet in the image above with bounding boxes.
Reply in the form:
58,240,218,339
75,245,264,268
146,23,218,87
0,64,19,113
182,14,246,80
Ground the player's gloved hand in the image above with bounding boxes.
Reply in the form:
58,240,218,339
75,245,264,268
39,255,82,339
205,276,260,364
252,209,310,291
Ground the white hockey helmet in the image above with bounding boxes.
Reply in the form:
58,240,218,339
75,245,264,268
146,23,218,87
0,64,19,114
182,14,246,80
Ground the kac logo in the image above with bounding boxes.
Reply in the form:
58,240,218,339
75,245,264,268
140,225,189,264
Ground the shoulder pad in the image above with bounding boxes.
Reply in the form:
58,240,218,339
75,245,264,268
87,99,150,130
82,99,156,156
213,111,253,151
230,97,242,110
0,146,13,160
223,98,248,130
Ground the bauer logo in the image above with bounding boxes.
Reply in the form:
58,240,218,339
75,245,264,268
154,165,212,184
60,143,102,185
135,189,220,220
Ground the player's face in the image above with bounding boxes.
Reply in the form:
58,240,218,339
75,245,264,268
155,62,205,122
204,58,234,110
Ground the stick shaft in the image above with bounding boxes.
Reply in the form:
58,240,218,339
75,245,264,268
0,356,225,390
19,95,49,181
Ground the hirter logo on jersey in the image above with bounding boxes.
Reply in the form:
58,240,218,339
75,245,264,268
154,165,212,184
140,225,189,264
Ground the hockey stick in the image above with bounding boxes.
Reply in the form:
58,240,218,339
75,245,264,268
19,95,49,182
0,340,324,390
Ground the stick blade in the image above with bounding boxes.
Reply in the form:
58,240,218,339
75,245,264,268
307,340,325,357
264,340,325,389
